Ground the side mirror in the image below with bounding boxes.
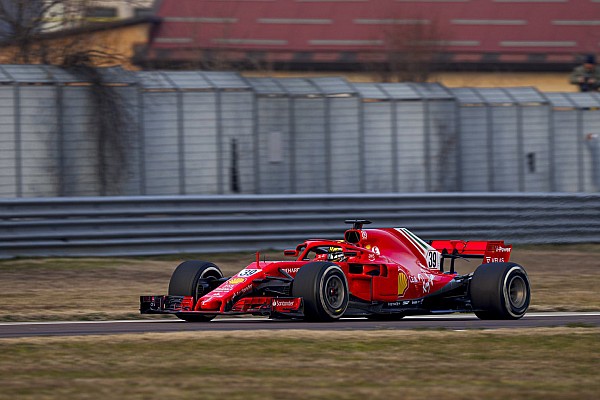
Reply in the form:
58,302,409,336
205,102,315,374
283,249,298,257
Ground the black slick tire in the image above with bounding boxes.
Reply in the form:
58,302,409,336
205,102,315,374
292,261,349,322
168,260,223,322
470,262,530,320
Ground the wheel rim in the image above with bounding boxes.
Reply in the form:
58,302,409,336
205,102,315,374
508,275,527,309
324,275,345,309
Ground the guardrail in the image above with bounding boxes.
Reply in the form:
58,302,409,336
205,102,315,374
1,193,599,258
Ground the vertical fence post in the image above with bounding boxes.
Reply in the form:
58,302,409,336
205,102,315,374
249,82,261,194
454,97,463,192
502,89,525,192
272,79,296,194
176,89,186,195
422,97,431,192
539,92,557,192
216,88,224,194
56,82,65,196
136,82,146,195
13,82,22,198
379,85,399,193
161,74,185,195
321,92,332,194
472,90,494,192
289,95,297,194
573,99,585,192
356,88,366,193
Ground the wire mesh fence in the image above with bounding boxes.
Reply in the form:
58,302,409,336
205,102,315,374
0,65,599,198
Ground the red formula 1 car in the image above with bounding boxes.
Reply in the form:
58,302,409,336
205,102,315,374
141,220,531,322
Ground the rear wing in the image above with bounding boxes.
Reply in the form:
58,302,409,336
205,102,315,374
430,240,512,273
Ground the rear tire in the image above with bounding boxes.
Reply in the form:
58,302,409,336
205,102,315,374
168,260,223,322
470,262,530,320
292,262,349,322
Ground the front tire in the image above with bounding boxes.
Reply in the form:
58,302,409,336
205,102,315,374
292,262,349,322
168,260,223,322
470,262,530,320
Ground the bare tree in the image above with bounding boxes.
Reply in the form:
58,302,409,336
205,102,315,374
0,0,152,63
372,14,449,83
0,0,144,195
0,0,67,62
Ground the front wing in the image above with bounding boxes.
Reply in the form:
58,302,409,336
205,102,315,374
140,295,305,319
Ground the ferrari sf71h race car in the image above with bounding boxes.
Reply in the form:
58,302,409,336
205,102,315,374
141,220,531,322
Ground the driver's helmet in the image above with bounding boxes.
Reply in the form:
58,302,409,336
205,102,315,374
327,246,346,262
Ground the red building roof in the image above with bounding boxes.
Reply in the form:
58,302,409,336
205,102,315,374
142,0,600,70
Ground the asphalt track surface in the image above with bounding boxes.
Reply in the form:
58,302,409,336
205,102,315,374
1,312,598,338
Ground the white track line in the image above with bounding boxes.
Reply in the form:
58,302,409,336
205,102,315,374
0,312,598,326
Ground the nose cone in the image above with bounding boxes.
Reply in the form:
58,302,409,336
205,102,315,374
199,298,222,311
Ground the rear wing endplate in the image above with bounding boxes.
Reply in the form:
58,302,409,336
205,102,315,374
430,240,512,273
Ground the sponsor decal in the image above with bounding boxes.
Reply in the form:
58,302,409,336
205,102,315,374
238,269,260,278
398,270,409,297
496,246,511,253
272,299,296,307
228,277,246,285
329,246,342,253
282,267,300,275
361,231,368,240
232,284,253,299
417,273,435,294
209,284,235,296
485,256,507,263
372,246,380,256
386,299,423,307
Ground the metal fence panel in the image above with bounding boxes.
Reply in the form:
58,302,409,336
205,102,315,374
19,86,60,197
581,108,600,192
182,91,220,194
0,86,16,197
363,100,394,192
142,91,180,195
219,91,255,194
61,85,99,196
491,105,520,191
293,97,328,193
545,92,583,192
396,100,427,192
424,99,457,192
310,78,361,193
521,105,552,192
255,94,292,194
116,85,142,197
459,105,490,191
553,109,581,192
1,66,600,198
329,97,361,193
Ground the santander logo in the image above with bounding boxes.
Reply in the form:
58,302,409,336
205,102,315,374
272,300,296,307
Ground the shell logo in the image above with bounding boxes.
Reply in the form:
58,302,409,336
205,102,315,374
398,271,409,296
228,277,246,285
